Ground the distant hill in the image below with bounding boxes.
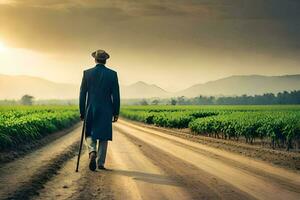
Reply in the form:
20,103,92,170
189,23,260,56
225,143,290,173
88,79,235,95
0,75,169,99
175,75,300,97
1,74,300,100
121,81,169,99
0,74,78,99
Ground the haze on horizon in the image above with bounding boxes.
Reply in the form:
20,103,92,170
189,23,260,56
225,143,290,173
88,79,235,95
0,0,300,92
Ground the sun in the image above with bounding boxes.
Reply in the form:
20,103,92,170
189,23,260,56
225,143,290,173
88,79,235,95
0,41,6,53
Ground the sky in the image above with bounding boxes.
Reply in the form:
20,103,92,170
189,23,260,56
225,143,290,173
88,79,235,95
0,0,300,92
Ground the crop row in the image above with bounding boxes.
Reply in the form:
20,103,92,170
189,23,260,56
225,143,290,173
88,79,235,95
122,105,300,112
0,106,79,150
189,112,300,150
120,106,300,150
120,109,218,128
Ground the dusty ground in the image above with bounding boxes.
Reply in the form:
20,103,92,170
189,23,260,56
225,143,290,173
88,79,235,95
124,119,300,171
0,120,299,200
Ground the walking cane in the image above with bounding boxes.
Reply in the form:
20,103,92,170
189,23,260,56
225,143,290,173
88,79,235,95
75,117,86,172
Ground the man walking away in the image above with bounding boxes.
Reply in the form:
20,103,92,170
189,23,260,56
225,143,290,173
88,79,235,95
79,49,120,171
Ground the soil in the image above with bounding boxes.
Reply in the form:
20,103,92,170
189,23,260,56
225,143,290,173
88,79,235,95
123,119,300,171
0,120,299,200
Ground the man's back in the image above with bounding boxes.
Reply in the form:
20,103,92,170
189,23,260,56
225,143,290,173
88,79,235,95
82,64,118,105
79,63,120,141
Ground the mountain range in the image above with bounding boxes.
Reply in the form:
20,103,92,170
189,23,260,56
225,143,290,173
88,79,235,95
120,81,170,99
0,74,78,99
176,74,300,97
0,74,300,99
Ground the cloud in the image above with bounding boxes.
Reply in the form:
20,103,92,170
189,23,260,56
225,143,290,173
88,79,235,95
0,0,299,56
2,0,300,19
1,0,300,90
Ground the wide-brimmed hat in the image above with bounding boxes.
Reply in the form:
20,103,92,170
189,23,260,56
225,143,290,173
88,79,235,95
91,49,110,60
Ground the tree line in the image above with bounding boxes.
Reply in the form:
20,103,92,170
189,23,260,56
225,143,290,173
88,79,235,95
1,91,300,106
0,95,77,106
139,90,300,105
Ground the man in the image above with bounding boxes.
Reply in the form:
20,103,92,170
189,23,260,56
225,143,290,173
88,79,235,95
79,49,120,171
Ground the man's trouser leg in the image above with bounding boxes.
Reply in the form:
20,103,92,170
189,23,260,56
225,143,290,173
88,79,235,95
86,137,97,154
97,141,108,167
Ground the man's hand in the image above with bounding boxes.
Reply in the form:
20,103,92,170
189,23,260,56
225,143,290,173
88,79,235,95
80,115,84,121
113,115,119,123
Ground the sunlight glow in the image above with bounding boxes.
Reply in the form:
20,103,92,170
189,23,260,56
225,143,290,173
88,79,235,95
0,41,6,53
0,0,14,5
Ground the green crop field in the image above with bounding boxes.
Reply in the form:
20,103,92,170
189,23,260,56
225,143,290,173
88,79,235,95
0,105,79,150
120,105,300,151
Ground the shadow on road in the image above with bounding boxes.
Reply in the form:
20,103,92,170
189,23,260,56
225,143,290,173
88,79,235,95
101,169,182,186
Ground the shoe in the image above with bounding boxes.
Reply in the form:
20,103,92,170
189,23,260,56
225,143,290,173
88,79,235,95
89,151,97,171
98,165,106,170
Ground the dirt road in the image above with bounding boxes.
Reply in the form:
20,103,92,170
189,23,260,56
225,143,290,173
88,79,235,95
0,120,299,200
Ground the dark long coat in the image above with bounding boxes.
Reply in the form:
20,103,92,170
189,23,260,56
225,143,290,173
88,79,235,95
79,64,120,141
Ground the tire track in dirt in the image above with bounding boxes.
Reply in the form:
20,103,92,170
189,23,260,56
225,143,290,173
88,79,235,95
4,142,79,200
119,121,300,192
124,119,300,171
115,121,300,200
31,121,300,200
106,131,192,200
2,120,300,200
0,125,83,200
70,128,193,200
117,127,254,200
32,146,114,200
119,120,300,184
